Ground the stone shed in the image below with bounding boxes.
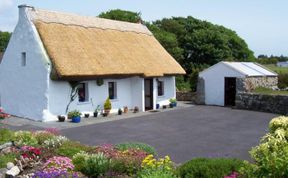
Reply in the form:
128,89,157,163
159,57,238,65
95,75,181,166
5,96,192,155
197,62,278,106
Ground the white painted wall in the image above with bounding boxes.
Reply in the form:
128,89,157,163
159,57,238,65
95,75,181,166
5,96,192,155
0,6,50,121
199,63,244,106
47,77,145,120
155,77,176,107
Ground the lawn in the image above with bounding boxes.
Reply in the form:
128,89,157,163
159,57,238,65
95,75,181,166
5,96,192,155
264,64,288,74
253,87,288,95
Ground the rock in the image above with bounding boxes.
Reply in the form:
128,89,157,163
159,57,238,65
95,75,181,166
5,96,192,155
0,168,7,178
6,166,20,177
1,147,12,154
6,162,14,170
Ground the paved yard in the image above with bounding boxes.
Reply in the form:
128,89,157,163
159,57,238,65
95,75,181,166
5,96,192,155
61,105,278,163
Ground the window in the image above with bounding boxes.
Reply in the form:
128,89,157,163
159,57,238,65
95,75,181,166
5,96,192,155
108,82,117,99
78,83,89,102
157,80,164,96
21,52,26,66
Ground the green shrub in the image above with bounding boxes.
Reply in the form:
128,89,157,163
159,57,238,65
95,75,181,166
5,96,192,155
115,142,157,155
76,152,111,177
0,153,18,168
33,130,56,145
56,141,93,158
68,110,81,118
104,97,112,110
177,158,244,178
14,131,38,146
72,151,89,172
138,168,177,178
278,73,288,89
240,116,288,177
0,129,14,144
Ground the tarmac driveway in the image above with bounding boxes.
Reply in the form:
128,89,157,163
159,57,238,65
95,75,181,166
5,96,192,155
61,105,278,163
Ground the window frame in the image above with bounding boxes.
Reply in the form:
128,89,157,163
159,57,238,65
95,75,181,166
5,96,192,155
108,82,117,100
78,83,89,103
157,80,164,97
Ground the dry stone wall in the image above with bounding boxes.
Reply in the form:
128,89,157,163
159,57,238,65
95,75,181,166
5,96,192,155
236,92,288,115
236,77,278,92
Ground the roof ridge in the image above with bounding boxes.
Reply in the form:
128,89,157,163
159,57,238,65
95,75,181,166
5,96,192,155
29,8,152,35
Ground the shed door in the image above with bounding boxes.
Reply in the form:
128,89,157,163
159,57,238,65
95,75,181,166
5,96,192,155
224,77,236,106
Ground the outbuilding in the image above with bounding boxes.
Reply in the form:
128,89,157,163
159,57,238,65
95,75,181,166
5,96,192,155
197,62,278,106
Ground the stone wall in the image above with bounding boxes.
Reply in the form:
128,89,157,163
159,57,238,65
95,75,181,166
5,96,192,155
236,76,278,92
236,92,288,115
176,91,197,102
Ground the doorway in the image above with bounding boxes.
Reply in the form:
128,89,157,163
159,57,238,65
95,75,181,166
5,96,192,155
224,77,236,106
144,79,153,110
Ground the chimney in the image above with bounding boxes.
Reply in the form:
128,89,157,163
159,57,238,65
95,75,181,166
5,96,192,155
18,4,34,22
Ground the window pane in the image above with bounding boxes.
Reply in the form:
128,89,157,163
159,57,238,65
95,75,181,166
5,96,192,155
158,81,164,96
21,52,26,66
108,82,117,99
78,83,86,102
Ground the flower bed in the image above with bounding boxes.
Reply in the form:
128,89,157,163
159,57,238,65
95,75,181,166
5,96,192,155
1,116,287,177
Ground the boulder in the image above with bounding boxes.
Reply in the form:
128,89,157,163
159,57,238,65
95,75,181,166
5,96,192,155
6,162,14,170
6,166,20,177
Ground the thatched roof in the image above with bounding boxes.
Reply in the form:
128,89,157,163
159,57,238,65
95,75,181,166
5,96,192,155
29,8,185,80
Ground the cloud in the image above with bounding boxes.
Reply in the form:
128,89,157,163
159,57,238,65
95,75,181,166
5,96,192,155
0,0,13,13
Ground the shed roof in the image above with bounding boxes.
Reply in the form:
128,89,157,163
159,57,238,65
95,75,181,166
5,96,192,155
223,62,277,76
200,62,277,77
26,7,185,80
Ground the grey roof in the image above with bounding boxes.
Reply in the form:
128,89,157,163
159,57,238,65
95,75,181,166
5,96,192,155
223,62,277,77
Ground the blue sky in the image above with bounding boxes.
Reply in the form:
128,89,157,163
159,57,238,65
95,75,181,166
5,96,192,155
0,0,287,56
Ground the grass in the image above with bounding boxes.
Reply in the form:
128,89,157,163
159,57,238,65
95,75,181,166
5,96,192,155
253,87,288,95
0,153,18,168
264,64,288,74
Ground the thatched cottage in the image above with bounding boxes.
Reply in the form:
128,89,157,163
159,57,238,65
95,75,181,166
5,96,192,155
0,5,185,121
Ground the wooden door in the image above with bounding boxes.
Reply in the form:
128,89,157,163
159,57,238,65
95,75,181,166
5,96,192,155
224,77,236,106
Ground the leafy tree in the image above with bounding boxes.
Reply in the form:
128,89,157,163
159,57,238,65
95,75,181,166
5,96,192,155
0,31,11,52
98,9,142,23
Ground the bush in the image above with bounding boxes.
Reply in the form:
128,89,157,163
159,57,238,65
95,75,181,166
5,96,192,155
75,152,111,177
278,73,288,89
104,97,112,110
68,110,81,118
177,158,244,178
115,142,157,156
14,131,38,146
42,156,75,174
138,168,177,178
0,153,18,168
0,128,14,144
43,135,69,148
240,116,288,177
33,130,56,145
56,141,93,158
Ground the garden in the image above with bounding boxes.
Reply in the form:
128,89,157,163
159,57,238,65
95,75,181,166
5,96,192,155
0,115,287,178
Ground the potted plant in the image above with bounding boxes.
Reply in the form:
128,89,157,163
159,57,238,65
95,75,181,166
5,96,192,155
94,105,100,117
123,106,128,113
118,108,123,115
133,106,139,113
68,110,82,123
58,115,65,122
156,104,160,109
169,98,177,108
103,97,112,116
84,113,90,118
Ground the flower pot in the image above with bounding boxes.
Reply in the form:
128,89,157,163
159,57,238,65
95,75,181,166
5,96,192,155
169,103,174,108
84,114,90,118
72,116,81,123
156,104,160,109
163,105,167,109
173,102,177,107
118,110,123,115
103,109,110,117
93,112,98,117
123,107,128,113
58,115,65,122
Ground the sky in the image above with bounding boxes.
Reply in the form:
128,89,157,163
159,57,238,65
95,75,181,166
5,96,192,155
0,0,287,56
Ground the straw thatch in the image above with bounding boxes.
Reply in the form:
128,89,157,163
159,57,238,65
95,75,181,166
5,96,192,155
31,9,185,80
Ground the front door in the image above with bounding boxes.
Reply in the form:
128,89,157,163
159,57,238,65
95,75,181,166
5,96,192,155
224,77,236,106
144,79,153,110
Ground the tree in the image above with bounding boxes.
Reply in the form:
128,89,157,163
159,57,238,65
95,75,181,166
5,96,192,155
0,31,11,52
98,9,142,23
